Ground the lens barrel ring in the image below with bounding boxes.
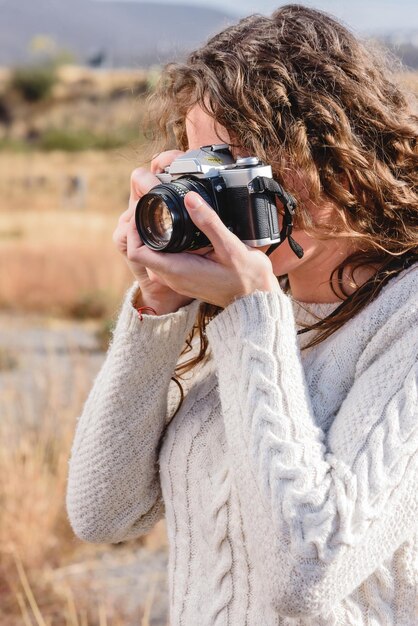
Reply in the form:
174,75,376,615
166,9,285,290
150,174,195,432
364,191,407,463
135,177,214,253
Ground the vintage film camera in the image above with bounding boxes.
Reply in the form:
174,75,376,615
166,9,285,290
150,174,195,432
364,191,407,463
135,144,302,257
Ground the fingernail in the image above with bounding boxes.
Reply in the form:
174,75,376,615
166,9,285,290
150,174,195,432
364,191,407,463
187,192,204,209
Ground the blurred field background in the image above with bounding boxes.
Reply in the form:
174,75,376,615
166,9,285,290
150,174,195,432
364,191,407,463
0,39,417,626
0,63,170,626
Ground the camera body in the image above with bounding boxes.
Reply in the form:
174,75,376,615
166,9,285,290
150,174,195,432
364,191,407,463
135,144,282,253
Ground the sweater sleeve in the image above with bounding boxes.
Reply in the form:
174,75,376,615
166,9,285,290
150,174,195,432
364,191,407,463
205,286,418,618
66,281,200,544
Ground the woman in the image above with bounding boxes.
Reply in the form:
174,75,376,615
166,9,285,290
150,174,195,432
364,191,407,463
66,5,418,624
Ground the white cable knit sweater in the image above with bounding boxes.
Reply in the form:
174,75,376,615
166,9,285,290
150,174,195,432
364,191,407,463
66,265,418,625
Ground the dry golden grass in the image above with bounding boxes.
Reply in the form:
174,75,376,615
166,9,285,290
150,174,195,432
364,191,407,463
0,150,143,213
0,213,131,316
0,341,168,625
0,65,150,97
0,147,168,624
0,347,91,623
0,67,151,318
0,150,146,317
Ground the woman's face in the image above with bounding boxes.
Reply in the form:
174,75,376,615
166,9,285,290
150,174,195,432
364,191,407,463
185,104,351,280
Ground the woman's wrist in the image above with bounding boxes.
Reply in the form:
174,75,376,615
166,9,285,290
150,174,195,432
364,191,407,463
132,285,193,315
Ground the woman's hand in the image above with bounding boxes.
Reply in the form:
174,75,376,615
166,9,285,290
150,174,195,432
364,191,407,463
113,150,195,314
129,191,280,309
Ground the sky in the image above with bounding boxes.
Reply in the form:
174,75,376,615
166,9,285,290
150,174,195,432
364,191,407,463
100,0,418,33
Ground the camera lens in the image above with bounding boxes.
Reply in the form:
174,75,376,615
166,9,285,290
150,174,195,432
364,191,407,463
140,196,173,247
135,178,214,252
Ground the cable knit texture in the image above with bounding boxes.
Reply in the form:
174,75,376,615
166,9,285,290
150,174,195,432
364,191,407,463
66,266,418,625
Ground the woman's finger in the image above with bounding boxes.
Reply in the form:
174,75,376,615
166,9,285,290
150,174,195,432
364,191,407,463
113,221,130,254
184,191,245,262
124,168,161,222
126,215,144,261
151,150,185,174
130,167,161,199
117,206,134,225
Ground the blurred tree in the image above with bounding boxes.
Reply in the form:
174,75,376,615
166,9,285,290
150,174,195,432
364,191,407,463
29,35,76,66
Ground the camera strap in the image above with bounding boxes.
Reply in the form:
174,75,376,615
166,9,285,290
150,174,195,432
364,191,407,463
248,176,304,259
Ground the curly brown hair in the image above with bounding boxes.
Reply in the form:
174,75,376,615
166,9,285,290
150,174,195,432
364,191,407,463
144,4,417,376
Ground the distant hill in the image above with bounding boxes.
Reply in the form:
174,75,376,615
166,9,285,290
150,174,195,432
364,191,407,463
1,1,418,69
0,0,235,67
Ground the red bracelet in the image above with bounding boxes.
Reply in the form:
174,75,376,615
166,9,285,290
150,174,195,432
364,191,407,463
137,305,158,321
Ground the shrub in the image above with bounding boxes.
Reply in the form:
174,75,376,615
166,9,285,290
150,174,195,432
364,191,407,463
11,64,57,102
0,138,28,151
38,128,136,151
